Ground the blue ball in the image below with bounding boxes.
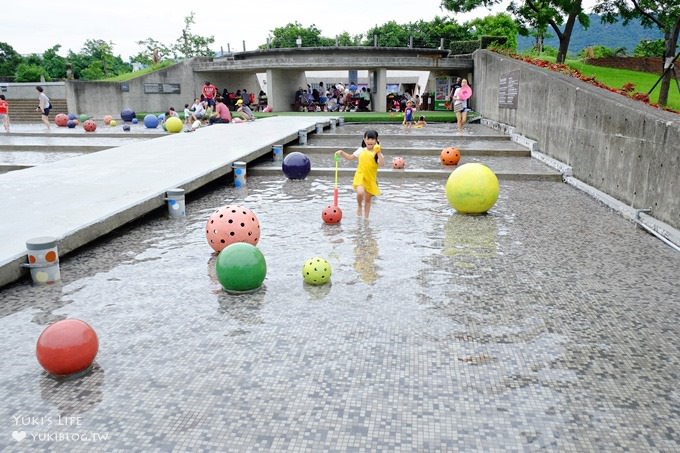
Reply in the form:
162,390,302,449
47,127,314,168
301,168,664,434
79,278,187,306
282,152,311,180
157,113,165,122
143,114,159,129
120,108,135,122
122,124,131,132
131,118,139,124
67,119,77,128
67,113,77,121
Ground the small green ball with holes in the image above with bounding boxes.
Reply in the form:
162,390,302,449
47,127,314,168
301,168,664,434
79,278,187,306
302,257,332,285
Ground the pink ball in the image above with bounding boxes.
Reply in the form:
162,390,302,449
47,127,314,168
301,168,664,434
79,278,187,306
83,120,97,132
392,156,405,169
206,205,260,252
103,115,113,125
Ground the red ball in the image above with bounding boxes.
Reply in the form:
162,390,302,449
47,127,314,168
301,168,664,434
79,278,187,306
83,120,97,132
322,205,342,224
36,319,99,377
206,205,261,252
54,113,69,127
440,147,461,166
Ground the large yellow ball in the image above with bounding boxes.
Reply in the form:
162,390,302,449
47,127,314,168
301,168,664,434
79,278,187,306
165,116,183,133
445,163,499,214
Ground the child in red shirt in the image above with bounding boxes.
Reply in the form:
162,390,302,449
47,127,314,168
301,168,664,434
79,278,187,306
0,95,9,132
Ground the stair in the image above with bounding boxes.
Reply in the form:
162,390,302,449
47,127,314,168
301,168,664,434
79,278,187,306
249,123,563,182
5,99,69,123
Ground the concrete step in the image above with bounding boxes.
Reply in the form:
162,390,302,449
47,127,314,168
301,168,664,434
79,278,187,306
248,165,562,182
7,99,68,123
286,145,530,157
309,132,512,143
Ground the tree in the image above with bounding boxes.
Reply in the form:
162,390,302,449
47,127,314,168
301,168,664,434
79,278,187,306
64,39,130,80
14,63,50,82
173,12,215,58
467,13,520,50
633,38,665,57
593,0,680,107
42,45,67,80
441,0,589,63
366,21,412,47
0,42,22,80
410,16,473,48
265,22,327,48
133,38,172,65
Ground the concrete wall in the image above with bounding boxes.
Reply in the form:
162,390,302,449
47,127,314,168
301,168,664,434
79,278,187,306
473,50,680,230
267,69,307,111
66,61,198,117
0,82,66,99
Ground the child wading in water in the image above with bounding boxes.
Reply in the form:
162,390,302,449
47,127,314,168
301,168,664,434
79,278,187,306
335,130,385,218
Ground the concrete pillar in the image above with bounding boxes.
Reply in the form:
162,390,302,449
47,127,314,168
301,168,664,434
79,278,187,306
266,69,307,112
371,68,387,112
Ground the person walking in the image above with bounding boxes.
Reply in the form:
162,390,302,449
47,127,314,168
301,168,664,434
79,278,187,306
334,130,385,218
36,86,51,130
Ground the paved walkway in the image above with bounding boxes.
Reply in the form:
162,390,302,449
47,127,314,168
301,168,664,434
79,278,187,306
0,117,328,287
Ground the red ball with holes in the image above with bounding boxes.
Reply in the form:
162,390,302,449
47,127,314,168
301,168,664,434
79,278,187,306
36,319,99,377
322,205,342,224
83,120,97,132
206,205,261,252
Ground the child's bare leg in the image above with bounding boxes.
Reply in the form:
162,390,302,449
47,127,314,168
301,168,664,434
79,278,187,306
364,194,373,218
356,186,365,216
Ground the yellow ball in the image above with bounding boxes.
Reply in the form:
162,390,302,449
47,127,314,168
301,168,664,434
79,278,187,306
165,116,183,133
302,257,332,285
109,119,117,127
445,163,499,214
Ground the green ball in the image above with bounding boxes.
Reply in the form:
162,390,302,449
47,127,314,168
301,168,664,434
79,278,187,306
215,243,267,293
165,116,182,133
79,114,89,123
302,257,332,285
445,162,499,214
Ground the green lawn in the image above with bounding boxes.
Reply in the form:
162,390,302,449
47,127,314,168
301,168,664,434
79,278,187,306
103,61,175,82
253,110,465,122
535,56,680,111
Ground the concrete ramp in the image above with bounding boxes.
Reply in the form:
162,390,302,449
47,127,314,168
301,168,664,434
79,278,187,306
0,116,328,287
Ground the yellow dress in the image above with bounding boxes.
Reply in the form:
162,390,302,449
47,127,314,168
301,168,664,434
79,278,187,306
352,144,381,196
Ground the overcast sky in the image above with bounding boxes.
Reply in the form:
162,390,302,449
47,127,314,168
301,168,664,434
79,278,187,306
4,0,515,60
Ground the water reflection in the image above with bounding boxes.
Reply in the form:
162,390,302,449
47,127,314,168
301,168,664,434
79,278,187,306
302,281,332,301
39,363,105,416
216,288,266,325
352,222,380,284
442,213,499,262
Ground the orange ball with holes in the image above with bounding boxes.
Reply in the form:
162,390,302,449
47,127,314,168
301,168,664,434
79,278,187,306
440,147,461,166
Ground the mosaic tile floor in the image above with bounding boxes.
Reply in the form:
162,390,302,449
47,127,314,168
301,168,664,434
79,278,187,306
1,174,678,451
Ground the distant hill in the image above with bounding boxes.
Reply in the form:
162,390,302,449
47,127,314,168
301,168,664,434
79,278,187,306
517,14,664,55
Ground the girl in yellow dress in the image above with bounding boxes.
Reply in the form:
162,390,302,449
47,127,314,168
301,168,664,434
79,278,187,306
335,130,385,218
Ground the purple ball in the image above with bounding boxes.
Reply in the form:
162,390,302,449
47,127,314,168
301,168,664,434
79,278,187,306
282,152,311,180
